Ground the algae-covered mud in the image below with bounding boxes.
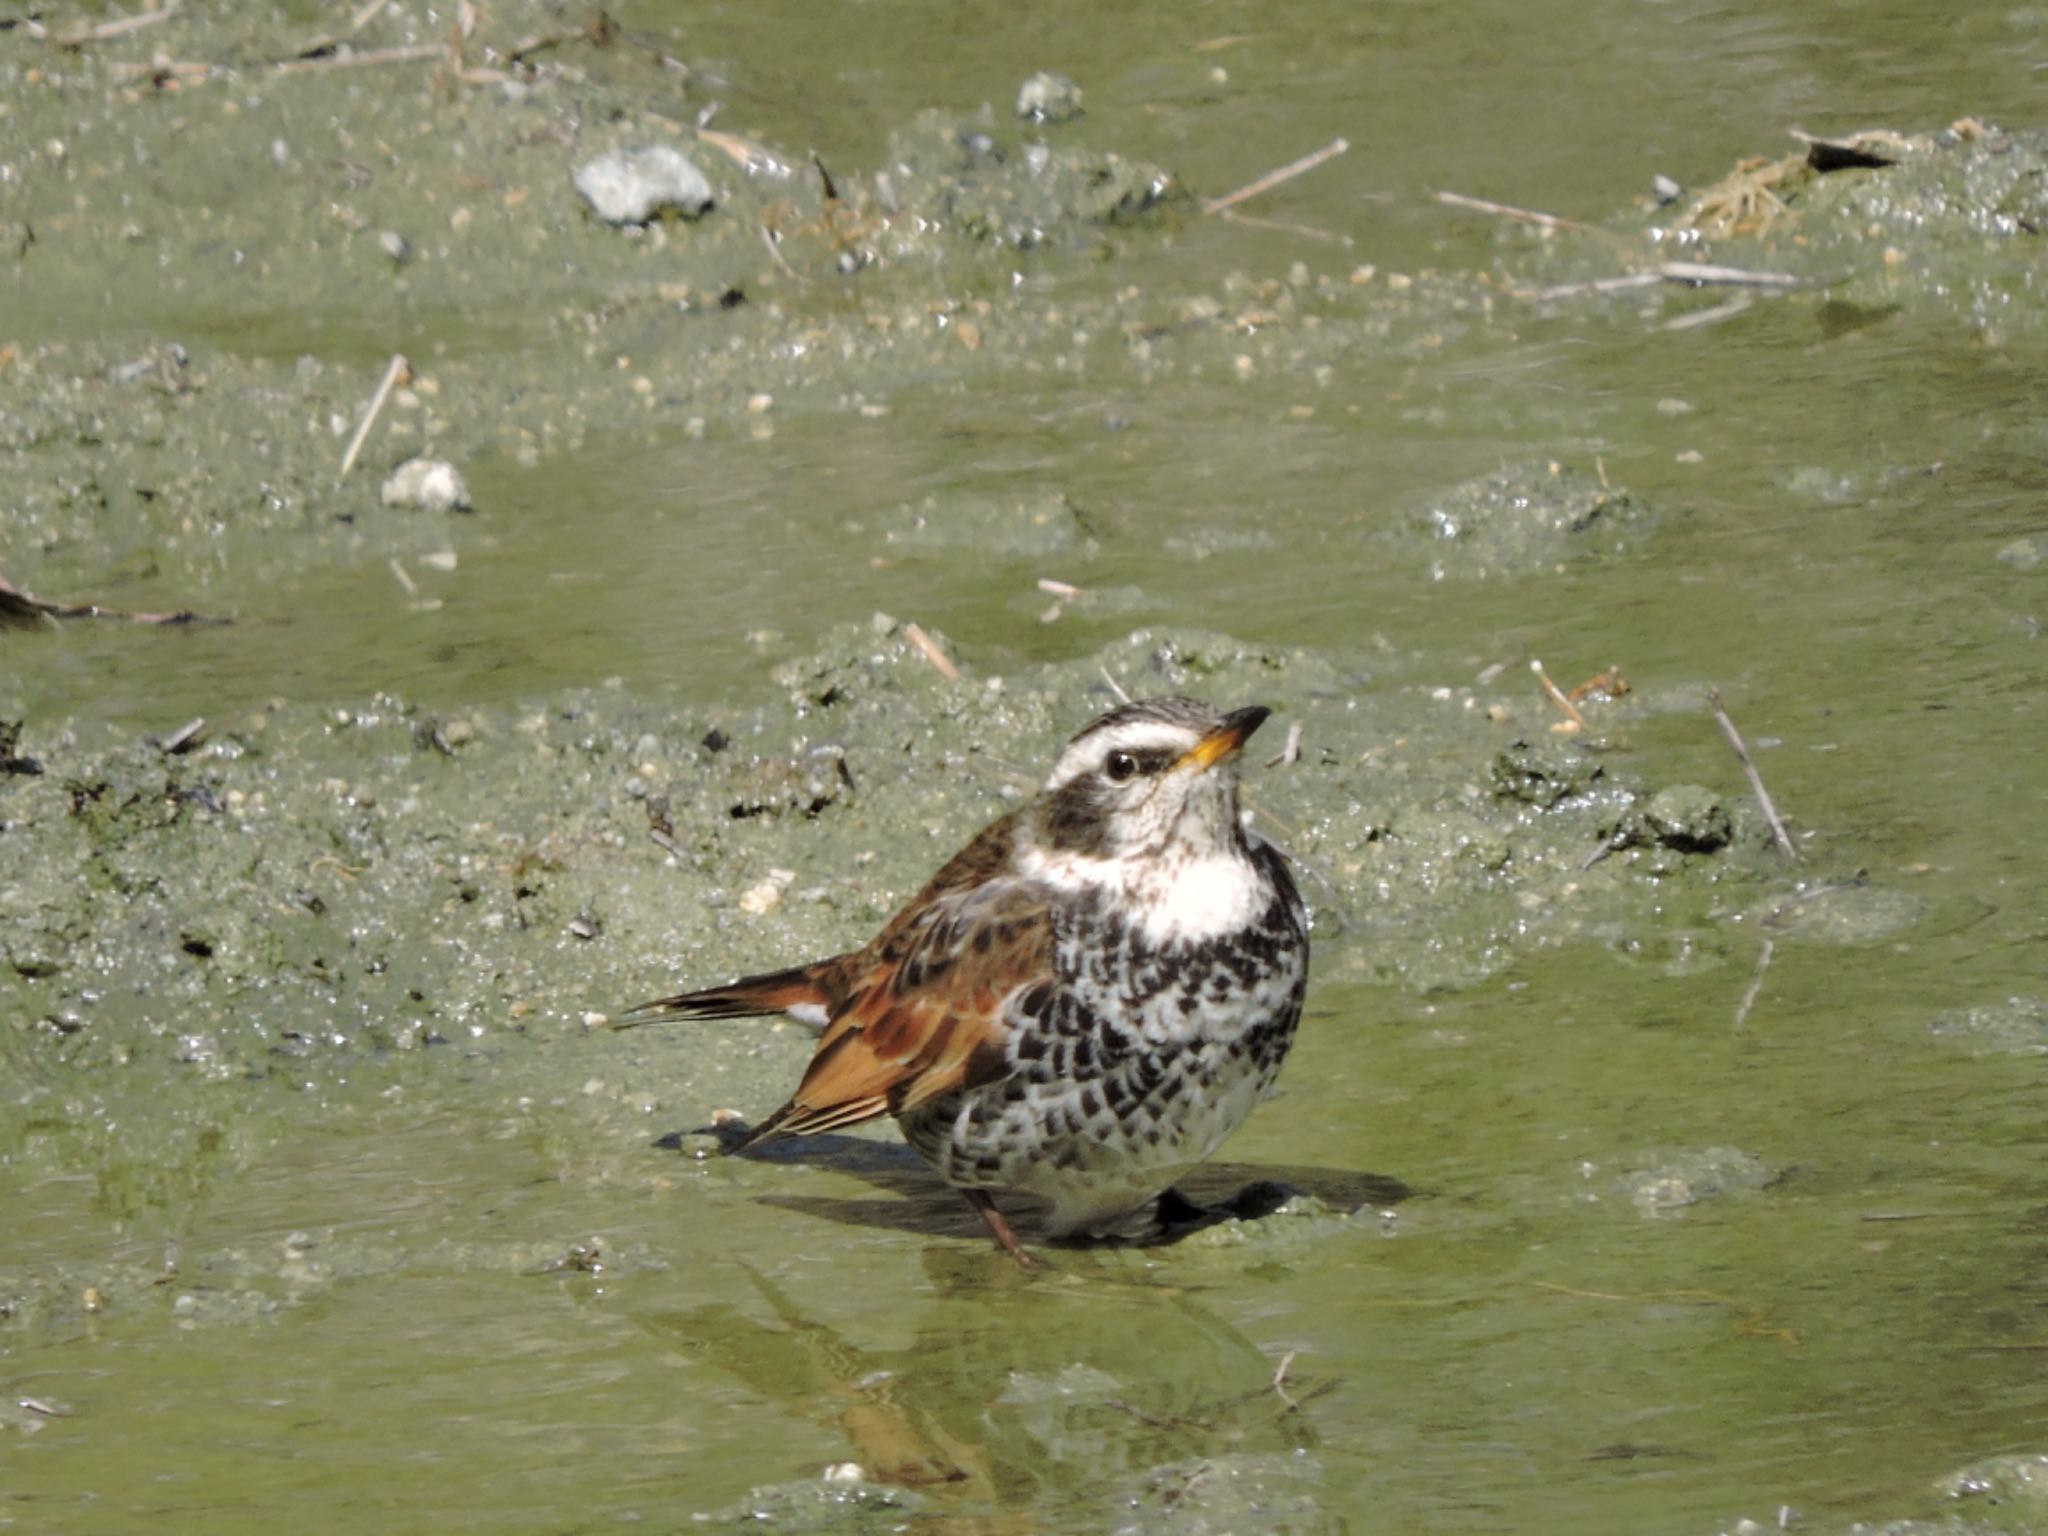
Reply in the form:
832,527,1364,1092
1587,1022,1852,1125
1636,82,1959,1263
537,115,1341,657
4,2,2047,1532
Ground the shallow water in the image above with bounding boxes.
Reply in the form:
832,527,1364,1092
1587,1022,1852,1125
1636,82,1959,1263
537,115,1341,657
4,1,2046,1532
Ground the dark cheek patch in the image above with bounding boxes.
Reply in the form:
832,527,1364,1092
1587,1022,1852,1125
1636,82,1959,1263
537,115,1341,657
1041,779,1114,855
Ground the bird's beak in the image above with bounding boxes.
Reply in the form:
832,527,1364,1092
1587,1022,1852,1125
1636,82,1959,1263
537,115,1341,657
1176,705,1272,773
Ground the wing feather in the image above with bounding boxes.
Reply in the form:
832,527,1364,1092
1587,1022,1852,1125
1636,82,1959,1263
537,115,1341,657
748,873,1052,1143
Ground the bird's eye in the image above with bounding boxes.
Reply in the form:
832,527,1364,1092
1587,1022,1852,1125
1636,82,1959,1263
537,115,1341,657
1105,750,1139,782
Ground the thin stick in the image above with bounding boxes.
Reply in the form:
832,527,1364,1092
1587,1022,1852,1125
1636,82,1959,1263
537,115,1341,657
1036,577,1080,598
389,558,418,597
1530,659,1589,732
1706,688,1798,859
1732,937,1775,1030
1265,719,1303,768
1658,260,1803,289
1272,1348,1299,1408
53,2,179,47
1514,261,1804,304
1204,137,1348,215
1662,295,1754,333
759,223,807,284
1581,826,1631,870
1515,272,1664,302
338,353,408,480
902,621,961,681
1097,666,1131,705
1436,189,1596,235
273,42,444,75
154,717,206,755
0,571,223,627
691,123,796,178
348,0,387,31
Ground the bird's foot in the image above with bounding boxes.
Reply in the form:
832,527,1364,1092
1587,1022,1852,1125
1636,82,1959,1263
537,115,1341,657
961,1188,1048,1269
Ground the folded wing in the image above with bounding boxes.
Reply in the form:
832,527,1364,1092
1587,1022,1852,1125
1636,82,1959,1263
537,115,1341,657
742,874,1053,1145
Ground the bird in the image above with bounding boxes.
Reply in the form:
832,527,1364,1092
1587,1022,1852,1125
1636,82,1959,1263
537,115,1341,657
620,696,1310,1264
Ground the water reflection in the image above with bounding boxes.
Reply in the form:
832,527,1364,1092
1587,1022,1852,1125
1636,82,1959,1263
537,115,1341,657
640,1250,1337,1521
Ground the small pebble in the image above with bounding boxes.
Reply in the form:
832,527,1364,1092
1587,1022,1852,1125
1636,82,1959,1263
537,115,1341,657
1995,534,2047,571
739,870,795,915
1016,71,1083,124
572,145,714,225
380,457,472,513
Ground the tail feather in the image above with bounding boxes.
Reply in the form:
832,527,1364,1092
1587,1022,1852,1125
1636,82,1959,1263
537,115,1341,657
616,963,831,1027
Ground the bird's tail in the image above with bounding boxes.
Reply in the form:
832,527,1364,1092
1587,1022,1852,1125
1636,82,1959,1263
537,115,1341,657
611,963,830,1027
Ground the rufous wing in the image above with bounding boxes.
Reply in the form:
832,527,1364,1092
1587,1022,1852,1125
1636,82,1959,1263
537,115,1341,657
742,877,1052,1145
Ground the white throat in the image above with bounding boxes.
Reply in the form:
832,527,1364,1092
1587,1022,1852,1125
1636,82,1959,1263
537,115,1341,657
1021,842,1263,944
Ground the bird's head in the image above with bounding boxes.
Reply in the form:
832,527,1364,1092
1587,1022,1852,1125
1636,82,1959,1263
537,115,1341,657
1026,696,1271,867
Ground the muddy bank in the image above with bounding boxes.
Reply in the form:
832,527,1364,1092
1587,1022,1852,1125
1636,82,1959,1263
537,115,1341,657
9,1,2042,629
4,618,1848,1303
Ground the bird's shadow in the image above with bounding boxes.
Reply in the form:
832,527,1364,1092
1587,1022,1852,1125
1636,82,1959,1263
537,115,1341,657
655,1121,1418,1252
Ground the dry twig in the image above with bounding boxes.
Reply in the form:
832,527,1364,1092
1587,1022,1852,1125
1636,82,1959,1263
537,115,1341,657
1707,689,1798,858
338,352,409,480
692,123,796,178
1580,827,1630,871
1732,937,1775,1030
52,2,179,47
1436,189,1597,235
1272,1349,1299,1408
1514,261,1806,304
0,571,223,627
1662,295,1755,333
153,717,206,755
759,223,808,284
1205,137,1349,215
1530,659,1589,733
273,42,444,75
1265,719,1304,768
1658,260,1803,289
902,622,960,682
1516,272,1663,302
